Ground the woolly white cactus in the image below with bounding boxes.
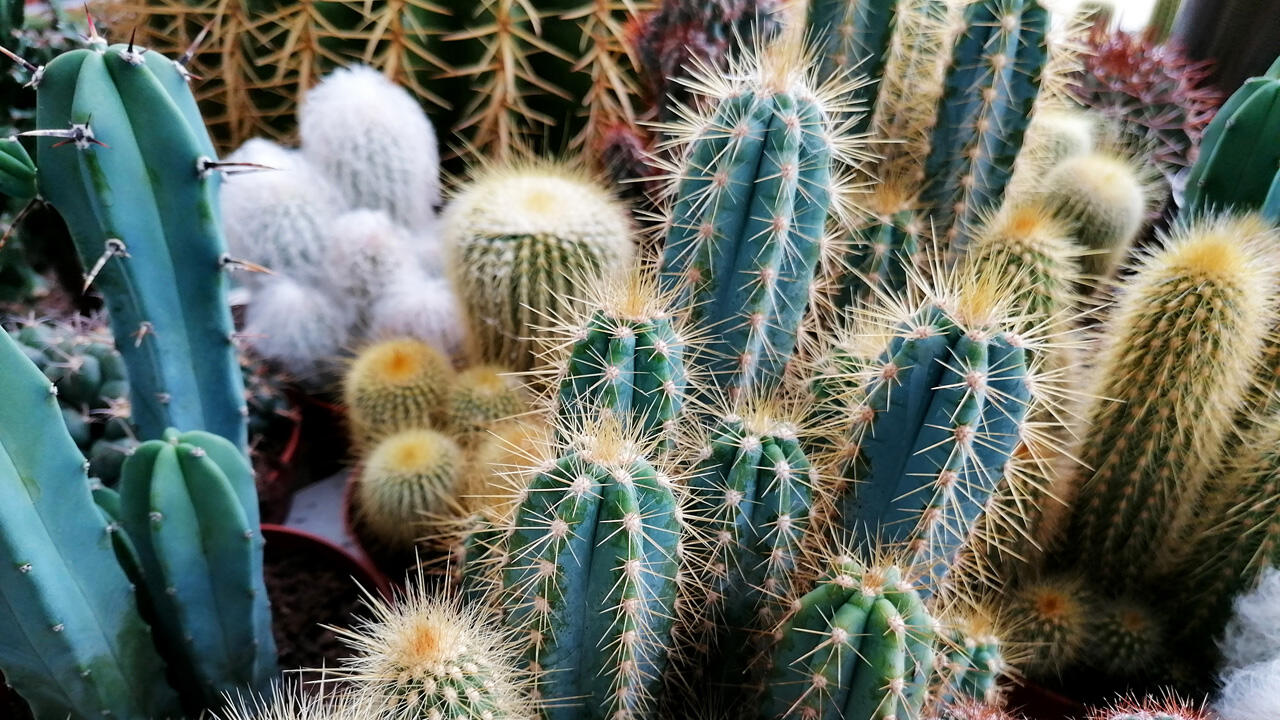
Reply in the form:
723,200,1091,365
368,272,469,362
1221,567,1280,672
1218,656,1280,720
327,209,420,300
300,65,441,235
243,274,357,380
220,138,348,289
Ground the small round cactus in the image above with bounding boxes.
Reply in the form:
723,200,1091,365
1022,108,1096,167
344,338,456,450
335,574,534,720
965,200,1083,325
1004,574,1095,678
442,160,634,371
443,365,528,439
1087,597,1166,679
355,428,464,551
1090,694,1211,720
1037,150,1150,281
459,418,551,518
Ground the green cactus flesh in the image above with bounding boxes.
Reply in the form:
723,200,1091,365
761,561,935,720
117,427,277,709
0,330,181,720
837,206,924,309
0,135,35,199
808,0,896,136
1086,597,1165,679
1185,56,1280,214
500,433,682,720
33,42,247,452
941,620,1004,706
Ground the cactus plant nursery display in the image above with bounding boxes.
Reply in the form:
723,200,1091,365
2,0,1280,719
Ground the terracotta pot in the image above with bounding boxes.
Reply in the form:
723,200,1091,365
253,412,303,524
261,523,391,599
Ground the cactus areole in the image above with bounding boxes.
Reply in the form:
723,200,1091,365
30,37,248,452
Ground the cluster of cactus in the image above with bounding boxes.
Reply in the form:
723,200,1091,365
225,65,465,383
0,327,276,718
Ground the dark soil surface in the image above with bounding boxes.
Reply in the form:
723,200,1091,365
263,537,366,673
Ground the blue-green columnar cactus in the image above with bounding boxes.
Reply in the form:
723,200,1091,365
940,615,1005,706
683,399,816,682
807,0,896,136
922,0,1050,249
1264,170,1280,222
824,270,1043,594
499,418,685,720
25,34,247,452
555,274,690,447
659,43,855,396
1185,56,1280,215
0,330,182,720
117,428,278,709
761,557,936,720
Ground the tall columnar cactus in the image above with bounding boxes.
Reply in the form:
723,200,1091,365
682,399,816,677
334,573,535,720
1037,149,1149,282
443,159,634,372
761,557,936,720
1185,56,1280,215
921,0,1050,248
117,427,278,709
0,134,36,198
1003,574,1094,679
19,34,248,452
1065,214,1279,589
498,418,685,720
807,0,896,136
0,330,181,719
554,273,690,446
343,337,456,450
823,267,1050,594
658,42,855,396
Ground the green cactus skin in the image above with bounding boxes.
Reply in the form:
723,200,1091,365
1037,151,1147,282
831,292,1035,594
1263,170,1280,222
0,330,181,720
1065,215,1277,590
1085,596,1165,679
499,426,682,720
683,404,815,683
1002,574,1094,679
555,281,688,446
941,620,1004,707
117,427,278,710
808,0,896,136
0,135,35,199
659,60,836,397
921,0,1049,248
761,560,935,720
1185,57,1280,214
32,40,247,452
837,205,925,309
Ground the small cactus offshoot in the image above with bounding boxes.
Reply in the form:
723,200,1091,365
1003,574,1095,679
444,365,528,440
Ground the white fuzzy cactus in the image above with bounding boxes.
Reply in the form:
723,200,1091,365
220,138,348,289
300,65,441,235
1219,656,1280,720
1221,567,1280,672
243,274,358,381
369,272,469,361
326,209,420,299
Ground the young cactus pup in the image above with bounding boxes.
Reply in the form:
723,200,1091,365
444,365,528,439
355,428,464,552
343,337,455,449
657,40,861,396
443,159,633,371
1065,214,1279,590
498,416,686,720
963,200,1083,325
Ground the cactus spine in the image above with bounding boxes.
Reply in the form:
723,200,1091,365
921,0,1050,248
443,160,634,372
940,615,1005,707
1185,57,1280,214
962,201,1082,324
117,427,278,708
807,0,896,136
499,418,684,720
343,338,455,450
1037,150,1148,282
658,42,854,396
355,428,464,551
1065,214,1279,589
0,330,181,719
762,557,935,720
30,37,247,452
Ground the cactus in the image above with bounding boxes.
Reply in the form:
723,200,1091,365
1185,57,1280,215
243,273,359,381
1091,696,1211,720
823,265,1052,594
0,329,182,720
921,0,1050,248
1265,170,1280,223
26,35,248,452
553,273,690,446
657,41,856,396
836,183,926,308
1218,654,1280,720
444,365,528,439
681,398,817,684
354,428,464,551
962,200,1082,325
343,337,456,450
1038,149,1150,282
0,135,35,199
940,614,1005,707
443,159,633,371
299,65,439,233
214,682,365,720
932,702,1017,720
761,556,936,720
1020,107,1095,168
117,427,278,709
1002,573,1094,678
498,417,684,720
1084,596,1165,679
368,275,469,360
1064,214,1279,590
326,209,424,307
334,572,535,719
807,0,896,136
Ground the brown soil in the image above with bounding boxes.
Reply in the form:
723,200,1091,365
263,536,366,673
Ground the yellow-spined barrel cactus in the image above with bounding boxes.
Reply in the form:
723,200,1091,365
355,428,463,551
443,160,633,371
443,365,528,439
343,337,455,450
1037,150,1149,281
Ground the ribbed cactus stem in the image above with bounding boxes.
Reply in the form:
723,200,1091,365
941,615,1005,707
1065,214,1279,589
807,0,896,136
836,181,925,309
1185,56,1280,214
343,338,455,450
1086,597,1166,679
354,428,464,552
1003,574,1094,679
922,0,1049,248
499,418,684,720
